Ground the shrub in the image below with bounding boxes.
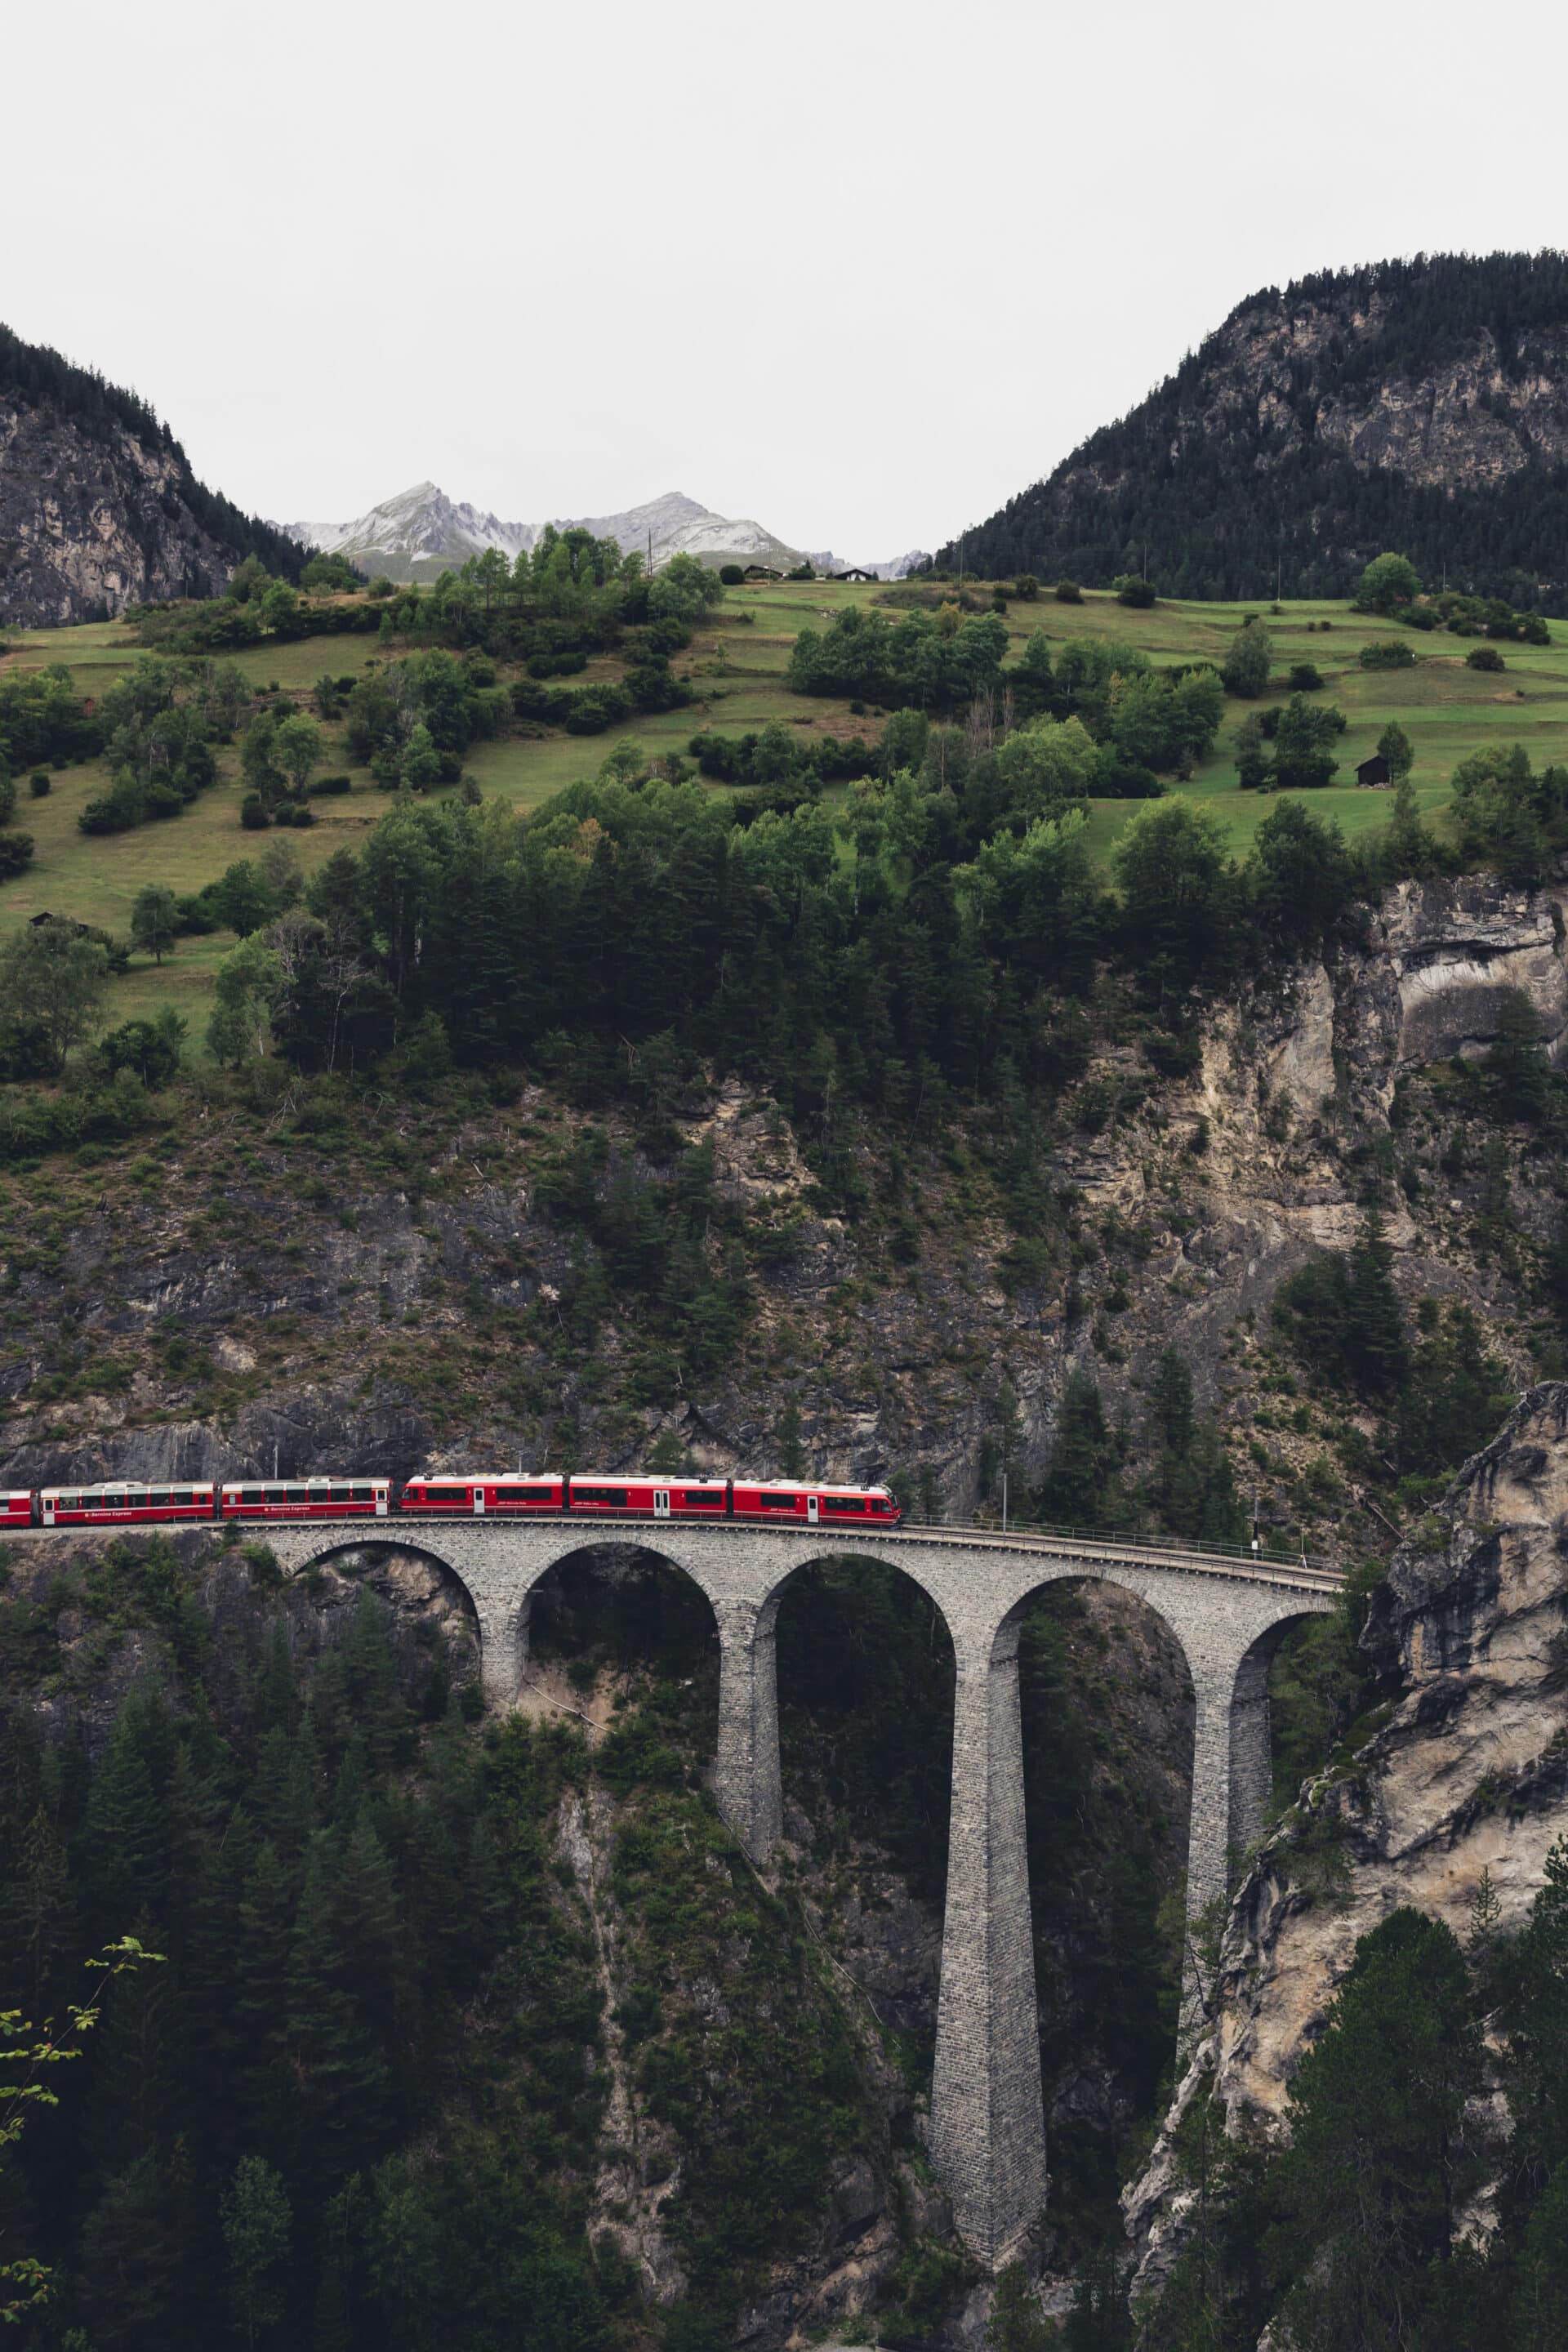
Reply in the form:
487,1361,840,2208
1359,639,1416,670
307,773,352,796
718,564,745,586
78,777,145,835
239,792,270,830
0,832,34,880
1013,574,1040,600
1114,573,1156,607
787,562,815,581
1467,644,1506,672
563,684,633,735
1287,662,1323,692
1054,579,1083,603
28,771,48,798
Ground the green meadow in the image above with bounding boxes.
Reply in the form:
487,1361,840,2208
2,579,1561,1040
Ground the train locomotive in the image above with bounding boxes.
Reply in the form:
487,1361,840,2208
9,1474,901,1530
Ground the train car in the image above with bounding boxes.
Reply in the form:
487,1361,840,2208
1,1491,36,1527
42,1482,216,1527
729,1481,901,1528
567,1476,730,1520
220,1478,390,1520
399,1475,566,1516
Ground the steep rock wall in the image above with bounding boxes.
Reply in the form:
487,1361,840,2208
1124,1383,1568,2301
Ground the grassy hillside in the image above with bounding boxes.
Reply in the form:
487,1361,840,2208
2,579,1562,1040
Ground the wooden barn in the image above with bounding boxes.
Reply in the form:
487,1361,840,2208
1356,753,1392,789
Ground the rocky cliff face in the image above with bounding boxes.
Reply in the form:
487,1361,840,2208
1125,1381,1568,2306
938,253,1568,600
2,871,1562,1560
0,323,301,625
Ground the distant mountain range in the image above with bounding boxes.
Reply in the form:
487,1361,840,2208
937,252,1568,609
282,483,926,585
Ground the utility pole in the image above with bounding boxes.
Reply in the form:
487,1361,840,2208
1001,1470,1009,1535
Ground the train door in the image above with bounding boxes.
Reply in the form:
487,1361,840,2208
474,1486,487,1517
376,1485,389,1517
653,1490,670,1519
807,1493,819,1526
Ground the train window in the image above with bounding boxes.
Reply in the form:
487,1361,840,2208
679,1490,724,1507
238,1489,264,1505
574,1487,628,1507
265,1487,287,1504
148,1490,171,1508
286,1486,310,1504
755,1493,799,1510
351,1486,376,1503
826,1497,866,1512
424,1486,468,1503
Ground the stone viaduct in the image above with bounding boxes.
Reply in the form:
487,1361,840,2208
258,1517,1337,2270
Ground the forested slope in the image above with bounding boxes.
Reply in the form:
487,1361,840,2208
937,253,1568,607
0,323,303,626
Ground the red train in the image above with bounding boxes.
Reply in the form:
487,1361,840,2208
10,1474,899,1531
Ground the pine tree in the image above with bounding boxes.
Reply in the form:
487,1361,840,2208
1038,1368,1121,1526
5,1801,74,2011
1272,1909,1481,2348
285,1834,393,2189
79,1701,170,1936
234,1839,296,2148
1344,1209,1408,1394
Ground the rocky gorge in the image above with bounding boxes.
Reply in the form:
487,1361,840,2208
4,865,1568,2343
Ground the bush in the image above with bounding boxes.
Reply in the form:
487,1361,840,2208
0,832,34,880
718,564,745,586
1287,662,1323,692
787,562,815,581
1113,574,1156,607
307,773,352,796
1054,579,1083,603
1359,639,1416,670
239,792,270,830
28,771,48,798
1013,574,1040,600
1467,644,1506,672
563,684,633,734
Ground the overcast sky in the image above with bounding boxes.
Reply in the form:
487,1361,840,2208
7,2,1568,559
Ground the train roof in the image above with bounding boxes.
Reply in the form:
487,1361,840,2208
220,1474,384,1487
43,1479,214,1494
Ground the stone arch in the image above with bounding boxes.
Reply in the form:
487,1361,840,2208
996,1570,1199,2153
520,1536,724,1742
1228,1608,1329,1866
990,1560,1197,1684
773,1547,959,1922
265,1528,489,1712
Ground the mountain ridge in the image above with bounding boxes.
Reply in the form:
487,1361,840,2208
0,321,305,625
283,480,924,582
936,250,1568,608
